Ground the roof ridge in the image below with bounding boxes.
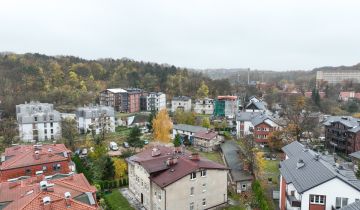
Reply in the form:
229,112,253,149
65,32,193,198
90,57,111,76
55,177,94,192
2,148,33,168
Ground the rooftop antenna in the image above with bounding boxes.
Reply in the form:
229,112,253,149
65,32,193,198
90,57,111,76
247,68,250,85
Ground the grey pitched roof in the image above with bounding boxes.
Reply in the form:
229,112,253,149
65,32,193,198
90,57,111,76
281,141,360,193
339,201,360,210
173,124,207,133
245,101,267,110
220,141,253,182
251,114,278,127
172,96,191,101
323,116,360,128
236,112,261,121
350,151,360,160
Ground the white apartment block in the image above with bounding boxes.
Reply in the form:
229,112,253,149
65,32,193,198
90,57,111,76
171,96,192,112
16,101,61,142
76,105,115,134
316,70,360,85
194,98,214,115
127,146,228,210
146,92,166,111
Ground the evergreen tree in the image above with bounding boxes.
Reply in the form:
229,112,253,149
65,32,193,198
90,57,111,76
102,155,115,180
173,134,182,147
128,126,144,148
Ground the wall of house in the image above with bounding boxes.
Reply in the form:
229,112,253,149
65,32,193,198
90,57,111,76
280,176,286,210
0,160,70,181
236,121,253,138
301,178,360,210
19,122,61,142
171,100,192,112
128,162,152,210
164,169,228,210
193,137,219,152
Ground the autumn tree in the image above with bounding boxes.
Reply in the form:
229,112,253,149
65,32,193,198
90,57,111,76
174,110,196,125
267,130,285,152
61,118,78,150
113,158,127,179
201,117,211,128
197,81,209,98
153,109,173,143
239,135,257,175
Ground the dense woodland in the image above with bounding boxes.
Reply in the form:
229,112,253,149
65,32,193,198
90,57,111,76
0,53,232,116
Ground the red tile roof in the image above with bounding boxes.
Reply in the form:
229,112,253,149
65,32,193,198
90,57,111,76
193,130,218,140
128,146,228,188
1,144,71,170
0,173,97,210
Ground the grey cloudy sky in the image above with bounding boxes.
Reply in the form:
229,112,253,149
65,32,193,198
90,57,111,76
1,0,360,70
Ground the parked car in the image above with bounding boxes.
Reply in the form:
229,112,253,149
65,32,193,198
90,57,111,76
109,142,119,151
143,140,149,145
123,142,130,148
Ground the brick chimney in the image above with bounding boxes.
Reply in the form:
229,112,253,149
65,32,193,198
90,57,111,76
190,153,200,161
34,151,40,160
166,157,178,166
65,192,71,207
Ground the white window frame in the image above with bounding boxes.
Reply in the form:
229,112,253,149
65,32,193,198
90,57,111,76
310,195,325,205
190,172,196,180
201,170,206,177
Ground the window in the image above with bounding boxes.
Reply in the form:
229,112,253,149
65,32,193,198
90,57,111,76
190,187,194,196
202,183,206,192
25,168,32,175
201,170,206,177
336,197,348,209
53,163,61,171
190,172,196,180
202,198,206,206
45,129,47,134
44,123,47,127
190,202,194,210
50,122,53,127
158,191,161,200
310,195,325,205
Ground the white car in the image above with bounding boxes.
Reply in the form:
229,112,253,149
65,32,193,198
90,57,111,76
109,142,119,151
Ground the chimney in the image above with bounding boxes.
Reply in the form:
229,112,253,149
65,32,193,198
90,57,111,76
243,161,250,171
43,196,51,206
64,192,71,207
166,157,178,166
190,153,200,161
36,171,43,182
34,151,40,160
151,148,161,157
296,159,305,169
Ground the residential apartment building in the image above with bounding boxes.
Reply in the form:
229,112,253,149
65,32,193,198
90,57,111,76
279,141,360,210
220,141,253,194
0,144,72,182
236,112,281,144
316,70,360,85
100,88,143,113
76,105,115,134
126,146,228,210
173,124,208,144
339,91,360,102
192,130,221,152
144,92,166,111
171,96,192,112
213,96,238,118
323,116,360,154
16,101,61,142
0,173,97,210
194,98,214,115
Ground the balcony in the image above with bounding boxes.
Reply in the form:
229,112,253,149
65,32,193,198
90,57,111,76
286,194,301,207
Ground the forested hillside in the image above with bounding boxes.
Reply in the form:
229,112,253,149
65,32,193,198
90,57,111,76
0,53,232,116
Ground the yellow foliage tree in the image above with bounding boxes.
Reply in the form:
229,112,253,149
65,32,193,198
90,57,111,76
113,158,127,179
353,113,360,118
255,151,265,177
152,108,173,143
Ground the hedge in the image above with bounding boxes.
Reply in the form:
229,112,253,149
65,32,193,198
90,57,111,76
96,178,129,191
252,180,273,210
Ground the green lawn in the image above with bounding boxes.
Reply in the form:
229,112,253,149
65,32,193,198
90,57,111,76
188,148,224,164
262,159,280,185
104,189,134,210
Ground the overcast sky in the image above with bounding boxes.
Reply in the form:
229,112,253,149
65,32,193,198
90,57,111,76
0,0,360,71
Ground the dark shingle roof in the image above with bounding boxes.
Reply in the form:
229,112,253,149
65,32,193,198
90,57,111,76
339,201,360,210
281,141,360,193
350,151,360,160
